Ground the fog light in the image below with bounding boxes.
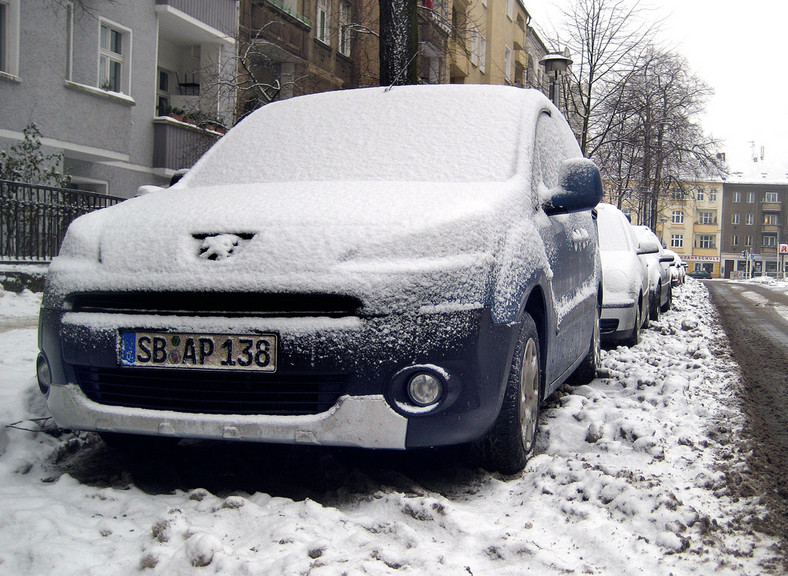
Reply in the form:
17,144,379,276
36,353,52,394
407,372,443,406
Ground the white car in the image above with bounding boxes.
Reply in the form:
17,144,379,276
662,249,685,286
632,225,674,319
596,204,650,345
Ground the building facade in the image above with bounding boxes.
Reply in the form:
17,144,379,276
0,0,237,198
721,177,787,278
658,180,724,277
448,0,547,92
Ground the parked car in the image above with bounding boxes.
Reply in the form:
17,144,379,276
596,203,650,346
688,269,712,279
662,249,685,286
36,85,603,474
632,225,674,319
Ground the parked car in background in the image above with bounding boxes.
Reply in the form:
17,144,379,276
596,203,650,346
632,225,674,320
688,269,712,279
37,85,603,475
662,249,685,286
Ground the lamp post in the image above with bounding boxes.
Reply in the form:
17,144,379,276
539,52,572,105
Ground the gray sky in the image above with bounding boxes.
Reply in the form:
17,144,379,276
525,0,788,172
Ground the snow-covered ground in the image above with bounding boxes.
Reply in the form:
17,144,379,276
0,279,783,575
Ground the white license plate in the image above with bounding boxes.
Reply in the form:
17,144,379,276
120,331,277,372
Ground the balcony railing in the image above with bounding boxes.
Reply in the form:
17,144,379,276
1,180,123,262
153,117,223,171
762,202,782,212
156,0,237,37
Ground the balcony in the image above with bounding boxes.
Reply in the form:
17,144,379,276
248,0,312,63
762,202,782,212
156,0,237,39
152,117,223,171
762,224,780,233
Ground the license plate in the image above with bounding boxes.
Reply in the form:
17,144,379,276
119,331,277,372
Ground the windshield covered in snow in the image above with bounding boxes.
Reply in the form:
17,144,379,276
183,85,533,185
596,204,635,252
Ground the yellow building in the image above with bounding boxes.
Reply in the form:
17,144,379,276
657,181,724,277
449,0,544,90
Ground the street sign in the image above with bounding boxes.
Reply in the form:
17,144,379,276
780,244,788,254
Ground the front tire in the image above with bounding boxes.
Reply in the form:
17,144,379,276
649,284,661,321
476,313,541,475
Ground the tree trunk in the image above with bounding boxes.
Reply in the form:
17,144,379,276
379,0,419,86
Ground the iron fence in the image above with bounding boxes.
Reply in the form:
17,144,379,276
0,180,124,262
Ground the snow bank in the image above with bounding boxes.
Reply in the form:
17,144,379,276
0,281,780,574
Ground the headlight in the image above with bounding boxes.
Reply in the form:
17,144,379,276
407,372,444,406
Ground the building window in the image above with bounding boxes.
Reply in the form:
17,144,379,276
698,211,715,225
765,192,778,203
733,191,741,202
696,235,715,249
0,0,20,76
764,214,779,225
506,0,514,20
746,214,754,225
709,190,717,201
747,192,755,203
316,0,330,45
338,1,351,56
696,188,704,201
479,35,486,73
504,45,512,81
671,210,683,224
731,234,739,247
745,235,752,247
670,234,683,249
732,213,740,224
99,20,130,93
762,235,777,248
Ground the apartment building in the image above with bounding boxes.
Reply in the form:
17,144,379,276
448,0,547,92
0,0,237,198
658,180,724,277
721,173,787,278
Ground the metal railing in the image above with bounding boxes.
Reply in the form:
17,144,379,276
0,180,124,262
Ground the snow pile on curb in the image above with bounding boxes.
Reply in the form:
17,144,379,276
0,280,781,575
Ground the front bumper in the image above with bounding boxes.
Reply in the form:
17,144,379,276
600,300,638,342
39,304,517,449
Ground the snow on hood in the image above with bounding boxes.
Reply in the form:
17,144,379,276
48,180,522,311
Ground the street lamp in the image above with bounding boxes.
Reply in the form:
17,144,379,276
539,52,572,105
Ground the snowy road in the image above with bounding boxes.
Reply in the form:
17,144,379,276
706,279,788,564
0,281,784,575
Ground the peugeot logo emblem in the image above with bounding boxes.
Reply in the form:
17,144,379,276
194,233,254,260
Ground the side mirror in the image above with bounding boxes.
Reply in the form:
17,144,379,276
544,158,603,215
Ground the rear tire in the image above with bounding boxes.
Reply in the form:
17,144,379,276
567,305,600,386
475,313,541,475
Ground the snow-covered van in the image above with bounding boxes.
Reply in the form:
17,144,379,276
37,85,602,474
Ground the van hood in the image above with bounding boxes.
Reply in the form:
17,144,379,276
49,181,522,311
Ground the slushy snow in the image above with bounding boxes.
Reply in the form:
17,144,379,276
0,279,783,574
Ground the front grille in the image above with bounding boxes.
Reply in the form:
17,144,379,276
68,292,363,318
73,366,348,415
600,318,619,333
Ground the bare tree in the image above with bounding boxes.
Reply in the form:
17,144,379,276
597,47,725,229
545,0,657,157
